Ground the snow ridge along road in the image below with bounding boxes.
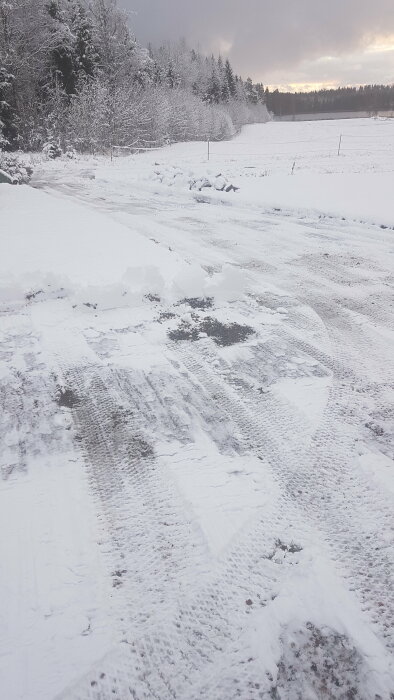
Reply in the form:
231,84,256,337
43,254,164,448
1,120,393,699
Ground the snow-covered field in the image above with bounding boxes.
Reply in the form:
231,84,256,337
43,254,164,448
1,118,394,699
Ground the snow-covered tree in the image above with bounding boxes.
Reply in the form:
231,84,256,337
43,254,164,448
0,0,270,152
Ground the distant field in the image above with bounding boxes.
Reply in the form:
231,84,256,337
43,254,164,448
275,110,394,121
156,116,394,177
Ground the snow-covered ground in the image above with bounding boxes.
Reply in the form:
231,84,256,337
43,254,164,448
1,118,394,699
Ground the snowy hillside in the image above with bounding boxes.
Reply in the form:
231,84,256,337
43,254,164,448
1,118,394,699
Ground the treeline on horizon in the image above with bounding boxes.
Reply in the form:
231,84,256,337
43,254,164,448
265,84,394,116
0,0,269,154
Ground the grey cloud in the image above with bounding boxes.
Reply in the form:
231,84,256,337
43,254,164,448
268,50,394,90
120,0,394,83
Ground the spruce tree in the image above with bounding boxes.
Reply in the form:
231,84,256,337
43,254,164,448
245,77,258,104
71,1,98,78
0,68,18,149
225,59,236,98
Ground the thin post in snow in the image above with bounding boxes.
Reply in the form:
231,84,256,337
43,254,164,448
291,160,296,175
207,139,210,162
337,134,342,156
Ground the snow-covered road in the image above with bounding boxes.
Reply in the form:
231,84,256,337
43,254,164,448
1,120,394,699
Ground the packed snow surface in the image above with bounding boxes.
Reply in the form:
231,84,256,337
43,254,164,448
1,118,394,699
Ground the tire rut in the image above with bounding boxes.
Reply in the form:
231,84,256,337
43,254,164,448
66,364,209,638
169,334,394,652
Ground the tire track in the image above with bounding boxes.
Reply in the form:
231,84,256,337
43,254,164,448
57,359,314,699
169,331,394,652
65,364,210,639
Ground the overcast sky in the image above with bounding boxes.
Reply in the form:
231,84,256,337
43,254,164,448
119,0,394,90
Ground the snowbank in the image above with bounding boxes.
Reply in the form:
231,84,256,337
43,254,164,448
0,186,178,290
0,187,191,305
0,186,250,307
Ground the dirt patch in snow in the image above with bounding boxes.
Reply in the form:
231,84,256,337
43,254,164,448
145,293,161,303
57,388,80,409
180,297,214,310
271,623,369,700
169,316,255,347
158,311,177,323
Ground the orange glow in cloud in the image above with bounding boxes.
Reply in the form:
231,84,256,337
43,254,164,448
365,34,394,53
266,82,341,92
